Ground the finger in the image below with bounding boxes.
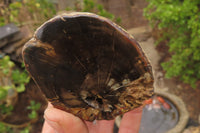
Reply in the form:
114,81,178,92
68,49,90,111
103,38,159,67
44,103,88,133
118,107,143,133
85,120,115,133
42,121,56,133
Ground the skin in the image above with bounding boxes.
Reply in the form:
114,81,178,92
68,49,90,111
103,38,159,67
42,103,143,133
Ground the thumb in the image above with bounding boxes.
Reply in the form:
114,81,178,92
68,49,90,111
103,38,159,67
44,103,88,133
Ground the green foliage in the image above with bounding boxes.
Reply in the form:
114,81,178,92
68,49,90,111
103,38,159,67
0,17,6,26
0,1,23,26
74,0,121,23
0,86,9,100
82,0,95,12
0,123,13,133
0,56,30,94
9,2,22,24
20,127,30,133
0,56,30,130
0,122,30,133
24,0,56,19
0,56,15,74
144,0,200,88
97,4,114,20
27,100,41,119
0,104,13,115
0,0,56,26
12,70,30,92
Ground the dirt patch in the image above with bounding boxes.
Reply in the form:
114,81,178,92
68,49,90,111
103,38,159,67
99,0,149,29
2,80,47,133
168,82,200,121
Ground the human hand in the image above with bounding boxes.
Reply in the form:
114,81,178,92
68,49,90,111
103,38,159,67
42,103,142,133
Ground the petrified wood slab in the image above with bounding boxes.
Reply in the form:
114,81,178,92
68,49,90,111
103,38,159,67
22,12,154,121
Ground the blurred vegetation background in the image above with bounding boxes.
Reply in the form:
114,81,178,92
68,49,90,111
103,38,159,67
0,0,200,132
144,0,200,88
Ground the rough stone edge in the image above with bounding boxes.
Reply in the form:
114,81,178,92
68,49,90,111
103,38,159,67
115,89,189,132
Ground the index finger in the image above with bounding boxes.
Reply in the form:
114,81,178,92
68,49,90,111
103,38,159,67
118,107,143,133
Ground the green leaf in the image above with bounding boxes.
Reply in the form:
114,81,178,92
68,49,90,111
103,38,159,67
0,122,13,133
20,127,30,133
27,100,41,119
12,70,30,84
28,111,37,119
16,84,26,93
0,89,7,100
0,104,13,114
